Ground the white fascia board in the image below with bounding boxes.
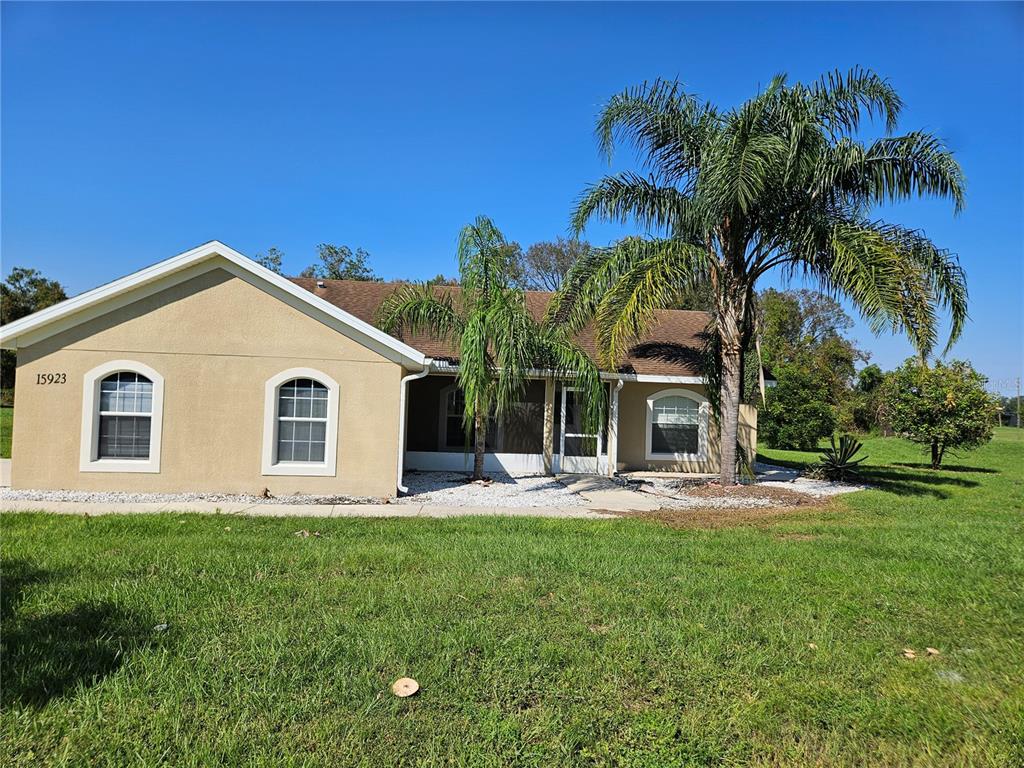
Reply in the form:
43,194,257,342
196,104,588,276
0,240,427,368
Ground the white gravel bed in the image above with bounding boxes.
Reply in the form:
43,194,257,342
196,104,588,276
0,488,384,506
398,471,589,508
753,462,868,497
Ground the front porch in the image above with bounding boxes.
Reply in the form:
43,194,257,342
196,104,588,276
401,372,754,477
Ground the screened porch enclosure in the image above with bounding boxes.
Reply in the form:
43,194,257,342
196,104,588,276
403,375,608,474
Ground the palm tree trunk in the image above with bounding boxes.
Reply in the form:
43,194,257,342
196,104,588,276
718,300,744,486
473,409,487,480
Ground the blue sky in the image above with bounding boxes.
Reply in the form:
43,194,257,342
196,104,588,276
2,2,1022,392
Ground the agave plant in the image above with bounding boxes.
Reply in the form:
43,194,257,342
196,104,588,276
811,434,868,481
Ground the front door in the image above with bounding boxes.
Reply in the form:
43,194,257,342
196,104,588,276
559,387,604,474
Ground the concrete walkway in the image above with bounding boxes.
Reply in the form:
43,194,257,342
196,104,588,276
556,474,662,512
0,498,619,519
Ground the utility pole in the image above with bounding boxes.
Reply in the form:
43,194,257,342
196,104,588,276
1017,377,1021,429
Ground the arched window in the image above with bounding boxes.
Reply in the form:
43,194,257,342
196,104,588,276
645,389,709,460
262,368,339,476
98,371,154,459
276,378,329,462
80,360,164,473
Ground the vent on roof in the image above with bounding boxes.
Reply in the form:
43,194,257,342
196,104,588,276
316,280,325,289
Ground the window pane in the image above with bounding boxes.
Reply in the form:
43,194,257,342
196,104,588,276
651,424,698,455
99,373,152,414
275,378,331,464
277,439,294,462
98,415,151,459
653,396,699,425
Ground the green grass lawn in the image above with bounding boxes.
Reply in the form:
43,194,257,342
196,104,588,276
0,406,11,458
2,430,1022,766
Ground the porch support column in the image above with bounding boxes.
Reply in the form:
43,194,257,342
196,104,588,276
542,377,556,475
607,378,623,477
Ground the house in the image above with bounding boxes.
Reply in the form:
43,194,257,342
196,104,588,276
0,242,757,498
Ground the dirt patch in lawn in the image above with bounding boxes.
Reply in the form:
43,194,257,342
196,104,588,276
609,487,834,530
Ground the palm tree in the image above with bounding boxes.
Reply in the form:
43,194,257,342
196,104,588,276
551,68,968,485
379,216,605,480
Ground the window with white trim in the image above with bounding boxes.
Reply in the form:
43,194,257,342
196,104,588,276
276,378,329,463
645,388,708,460
261,368,339,477
98,372,154,459
80,360,164,473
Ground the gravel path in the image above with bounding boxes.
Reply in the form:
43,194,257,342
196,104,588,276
0,488,384,506
398,471,589,508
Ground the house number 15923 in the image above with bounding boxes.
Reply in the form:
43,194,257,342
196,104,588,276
36,373,67,385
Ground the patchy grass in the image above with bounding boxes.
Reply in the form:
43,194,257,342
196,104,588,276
0,407,11,458
2,430,1022,766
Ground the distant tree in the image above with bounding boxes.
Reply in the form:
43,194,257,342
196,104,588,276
760,362,836,451
856,364,886,393
757,288,867,413
301,244,381,281
1,267,68,391
885,359,998,468
519,238,590,291
426,274,459,286
253,247,285,274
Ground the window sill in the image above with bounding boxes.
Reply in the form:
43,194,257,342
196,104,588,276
261,462,336,477
645,452,707,462
80,458,161,473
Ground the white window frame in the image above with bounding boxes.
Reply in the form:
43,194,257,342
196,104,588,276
645,388,709,461
262,368,339,476
79,360,164,473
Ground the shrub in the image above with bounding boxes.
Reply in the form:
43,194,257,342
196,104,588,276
760,363,836,451
884,358,998,469
808,434,867,481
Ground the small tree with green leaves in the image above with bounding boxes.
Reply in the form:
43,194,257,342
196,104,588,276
885,358,998,469
253,247,285,274
1,267,68,393
302,244,381,281
760,362,836,451
378,216,605,480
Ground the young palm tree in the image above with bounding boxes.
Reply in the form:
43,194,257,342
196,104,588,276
379,216,605,480
551,68,968,485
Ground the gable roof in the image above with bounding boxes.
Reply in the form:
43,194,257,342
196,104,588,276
290,278,712,378
0,241,428,368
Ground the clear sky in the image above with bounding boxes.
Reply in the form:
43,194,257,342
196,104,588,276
2,2,1022,393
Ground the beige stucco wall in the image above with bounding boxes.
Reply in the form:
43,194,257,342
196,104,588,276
11,267,403,498
615,382,758,474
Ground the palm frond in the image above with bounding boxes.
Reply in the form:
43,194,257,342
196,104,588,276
570,172,704,237
376,283,464,342
593,240,713,365
808,66,903,135
596,78,720,182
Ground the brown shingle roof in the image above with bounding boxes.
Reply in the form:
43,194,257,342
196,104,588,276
290,278,710,377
